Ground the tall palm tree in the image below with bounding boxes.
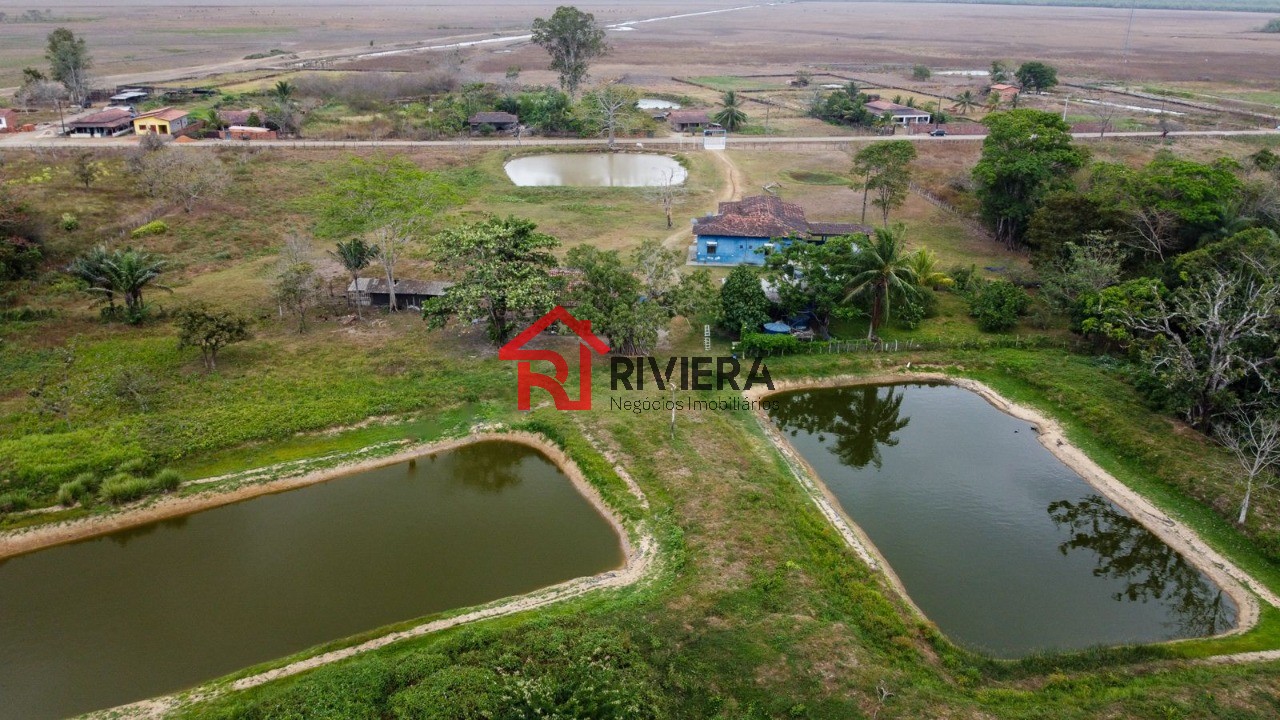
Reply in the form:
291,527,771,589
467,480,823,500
951,90,978,116
845,225,918,340
713,90,748,132
273,80,296,104
907,248,954,289
329,238,377,319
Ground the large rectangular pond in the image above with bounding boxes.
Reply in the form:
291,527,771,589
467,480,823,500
766,383,1235,658
0,441,624,720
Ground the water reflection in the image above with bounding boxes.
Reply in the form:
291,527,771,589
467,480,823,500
446,442,527,493
769,385,911,469
1049,496,1235,636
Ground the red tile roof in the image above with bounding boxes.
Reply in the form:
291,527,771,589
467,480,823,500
217,109,262,126
70,108,134,127
468,111,518,124
667,110,711,125
694,195,870,240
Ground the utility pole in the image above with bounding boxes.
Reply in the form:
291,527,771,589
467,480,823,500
1062,95,1069,122
55,99,66,136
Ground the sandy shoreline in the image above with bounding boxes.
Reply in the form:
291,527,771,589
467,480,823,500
745,371,1273,650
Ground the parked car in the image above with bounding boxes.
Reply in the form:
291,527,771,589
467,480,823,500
929,129,947,137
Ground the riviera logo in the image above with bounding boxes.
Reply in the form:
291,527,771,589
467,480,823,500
498,306,609,411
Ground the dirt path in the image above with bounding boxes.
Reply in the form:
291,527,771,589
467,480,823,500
661,150,743,252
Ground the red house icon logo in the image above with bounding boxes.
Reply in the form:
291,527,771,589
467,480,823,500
499,306,610,411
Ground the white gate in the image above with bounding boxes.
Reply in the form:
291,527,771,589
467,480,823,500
703,128,726,151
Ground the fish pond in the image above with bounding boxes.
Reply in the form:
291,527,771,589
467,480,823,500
504,153,687,187
765,383,1236,658
0,441,624,720
637,98,681,110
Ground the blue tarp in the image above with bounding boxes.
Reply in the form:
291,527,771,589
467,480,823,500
763,322,792,334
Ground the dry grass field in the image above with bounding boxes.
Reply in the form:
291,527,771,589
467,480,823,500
4,2,1279,93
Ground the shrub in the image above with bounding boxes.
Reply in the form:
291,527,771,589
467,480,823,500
60,213,80,231
740,332,802,356
1260,18,1280,33
0,491,32,513
131,220,169,238
969,280,1030,332
57,472,98,506
911,64,931,80
389,666,499,720
116,457,154,476
150,468,183,493
99,474,151,505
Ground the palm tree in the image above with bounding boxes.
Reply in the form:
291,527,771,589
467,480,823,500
67,245,116,310
984,91,1002,114
845,225,918,340
329,238,377,319
951,90,978,115
713,90,748,132
273,80,296,104
191,107,224,132
82,247,171,320
907,248,954,289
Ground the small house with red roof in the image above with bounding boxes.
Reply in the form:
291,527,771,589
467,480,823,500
68,107,135,138
692,195,871,265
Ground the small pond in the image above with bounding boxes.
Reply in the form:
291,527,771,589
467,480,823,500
504,153,687,187
766,383,1236,658
0,441,624,720
637,98,680,110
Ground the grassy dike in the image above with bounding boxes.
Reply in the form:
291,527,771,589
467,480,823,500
105,344,1280,719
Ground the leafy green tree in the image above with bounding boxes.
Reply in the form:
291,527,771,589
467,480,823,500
1088,153,1243,261
713,90,748,132
855,137,916,221
564,245,665,354
969,279,1030,332
328,238,377,319
314,157,462,311
845,225,918,340
1015,61,1058,92
764,234,861,339
424,216,561,344
45,27,91,106
1025,190,1122,257
0,189,42,281
719,265,770,338
973,109,1087,247
174,302,251,371
911,64,931,81
1076,277,1165,344
1038,234,1125,313
990,60,1011,84
272,234,323,333
72,151,105,189
531,6,609,96
852,140,916,226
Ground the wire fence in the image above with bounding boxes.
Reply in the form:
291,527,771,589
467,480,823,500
741,334,1067,358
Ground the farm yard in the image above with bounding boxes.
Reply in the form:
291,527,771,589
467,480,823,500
3,2,1280,719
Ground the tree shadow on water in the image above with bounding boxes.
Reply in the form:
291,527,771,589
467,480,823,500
769,385,911,470
1048,495,1235,637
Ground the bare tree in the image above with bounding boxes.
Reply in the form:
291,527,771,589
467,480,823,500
1215,406,1280,525
272,233,322,331
1120,205,1179,262
647,168,685,228
1123,266,1279,428
583,83,639,149
165,152,231,212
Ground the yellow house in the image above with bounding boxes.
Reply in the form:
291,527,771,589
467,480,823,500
132,107,191,136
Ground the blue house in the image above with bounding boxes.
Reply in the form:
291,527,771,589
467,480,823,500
692,195,870,265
